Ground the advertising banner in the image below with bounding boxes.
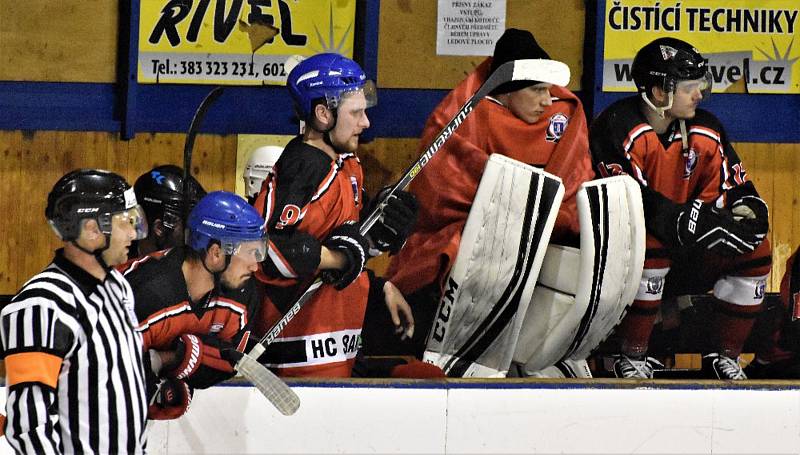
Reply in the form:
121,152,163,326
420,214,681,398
138,0,356,85
602,1,800,94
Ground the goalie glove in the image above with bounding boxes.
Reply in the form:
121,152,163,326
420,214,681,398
148,378,193,421
321,221,370,290
166,333,243,389
676,199,763,256
365,188,419,255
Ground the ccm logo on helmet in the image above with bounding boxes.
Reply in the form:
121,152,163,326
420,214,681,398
77,208,100,213
201,220,226,229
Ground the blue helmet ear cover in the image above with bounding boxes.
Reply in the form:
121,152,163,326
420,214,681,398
187,191,267,254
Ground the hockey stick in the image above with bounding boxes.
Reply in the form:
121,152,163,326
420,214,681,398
183,86,224,222
182,87,300,416
245,58,570,363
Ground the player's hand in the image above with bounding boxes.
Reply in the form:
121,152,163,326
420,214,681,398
383,280,414,340
676,199,763,256
321,221,369,290
366,187,419,255
148,378,193,420
165,334,244,389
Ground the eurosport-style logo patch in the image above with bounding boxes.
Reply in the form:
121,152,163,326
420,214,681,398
546,113,569,143
683,148,698,179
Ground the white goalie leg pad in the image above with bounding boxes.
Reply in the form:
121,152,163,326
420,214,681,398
512,358,593,378
513,176,646,371
423,154,564,377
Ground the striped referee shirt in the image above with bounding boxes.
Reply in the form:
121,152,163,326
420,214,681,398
1,249,148,454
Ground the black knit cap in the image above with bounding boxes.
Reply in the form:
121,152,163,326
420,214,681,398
490,28,551,95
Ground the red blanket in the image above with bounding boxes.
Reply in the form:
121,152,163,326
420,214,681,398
386,59,593,295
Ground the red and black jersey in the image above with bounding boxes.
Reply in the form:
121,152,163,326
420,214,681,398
118,247,259,385
590,95,761,253
252,136,371,377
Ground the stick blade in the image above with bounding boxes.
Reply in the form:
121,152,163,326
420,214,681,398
510,59,571,86
236,353,300,416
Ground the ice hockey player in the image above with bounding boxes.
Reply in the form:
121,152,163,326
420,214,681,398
746,246,800,379
252,52,442,379
121,191,267,420
376,28,594,367
590,37,771,379
131,164,206,257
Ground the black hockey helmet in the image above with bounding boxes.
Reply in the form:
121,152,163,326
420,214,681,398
46,168,146,241
632,37,709,94
134,165,206,230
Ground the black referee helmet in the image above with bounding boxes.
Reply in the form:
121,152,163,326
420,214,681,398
46,168,144,241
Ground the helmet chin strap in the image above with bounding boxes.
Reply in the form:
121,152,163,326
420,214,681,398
199,249,234,291
640,92,689,152
640,91,673,119
71,233,112,270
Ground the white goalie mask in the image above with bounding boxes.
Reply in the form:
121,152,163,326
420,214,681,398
243,145,284,198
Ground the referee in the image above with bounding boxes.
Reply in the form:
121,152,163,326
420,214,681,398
1,169,150,453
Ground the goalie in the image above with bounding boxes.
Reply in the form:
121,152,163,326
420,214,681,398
366,29,596,373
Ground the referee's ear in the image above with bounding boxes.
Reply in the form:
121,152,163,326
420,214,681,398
77,219,103,244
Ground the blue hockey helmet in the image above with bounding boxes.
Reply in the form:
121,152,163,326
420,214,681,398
187,191,267,262
287,53,377,120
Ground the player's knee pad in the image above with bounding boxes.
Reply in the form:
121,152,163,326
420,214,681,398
423,154,564,377
713,273,769,306
513,175,646,371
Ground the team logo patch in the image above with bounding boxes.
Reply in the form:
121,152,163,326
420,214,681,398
645,276,664,295
754,279,766,300
350,176,359,204
660,45,678,61
546,113,569,143
682,148,698,179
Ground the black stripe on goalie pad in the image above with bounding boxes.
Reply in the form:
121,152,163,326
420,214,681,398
423,154,563,378
513,176,645,372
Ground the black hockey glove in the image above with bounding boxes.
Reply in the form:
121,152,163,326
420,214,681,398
730,195,769,240
365,187,419,255
321,221,370,290
676,199,763,257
